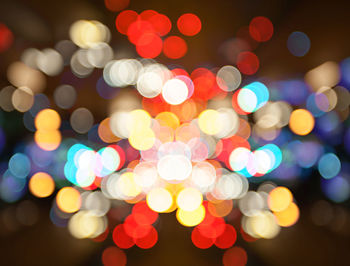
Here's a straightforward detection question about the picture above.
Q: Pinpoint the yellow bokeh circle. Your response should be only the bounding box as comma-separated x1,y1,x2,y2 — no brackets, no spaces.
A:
198,109,221,135
274,202,300,227
128,127,156,151
34,130,62,151
155,112,180,130
289,109,314,135
35,109,61,131
29,172,55,198
56,187,81,213
146,187,173,213
176,205,205,227
268,186,293,212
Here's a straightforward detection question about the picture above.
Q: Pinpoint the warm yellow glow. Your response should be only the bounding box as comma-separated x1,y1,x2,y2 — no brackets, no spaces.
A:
35,109,61,131
129,109,152,132
128,127,156,151
165,183,185,195
268,187,293,212
56,187,81,213
289,109,314,135
155,112,180,130
274,202,299,227
34,130,61,151
118,172,142,198
250,211,280,239
176,187,203,212
146,187,173,213
29,172,55,198
176,205,205,227
69,20,110,48
198,109,221,135
68,210,106,239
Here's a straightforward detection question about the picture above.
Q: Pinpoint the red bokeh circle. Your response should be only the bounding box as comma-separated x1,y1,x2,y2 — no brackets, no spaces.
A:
177,13,202,36
0,24,13,52
214,224,237,249
112,224,135,249
236,51,259,75
115,10,138,35
249,16,273,42
102,246,127,266
191,226,214,249
134,226,158,249
223,246,248,266
105,0,129,12
163,36,187,59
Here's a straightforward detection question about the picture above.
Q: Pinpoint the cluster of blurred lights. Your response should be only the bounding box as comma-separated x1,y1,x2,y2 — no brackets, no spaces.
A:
113,201,158,249
218,16,275,76
34,108,62,151
0,2,349,266
114,9,201,59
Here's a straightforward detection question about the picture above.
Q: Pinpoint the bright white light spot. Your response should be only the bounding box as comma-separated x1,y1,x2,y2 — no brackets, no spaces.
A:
157,155,192,181
229,147,251,171
176,187,203,212
191,162,216,190
137,71,163,98
253,150,272,175
146,187,173,213
162,78,188,105
238,88,257,113
133,162,158,190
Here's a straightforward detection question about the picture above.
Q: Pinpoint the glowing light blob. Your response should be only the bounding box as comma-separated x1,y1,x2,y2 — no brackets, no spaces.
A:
146,187,173,213
162,78,189,105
